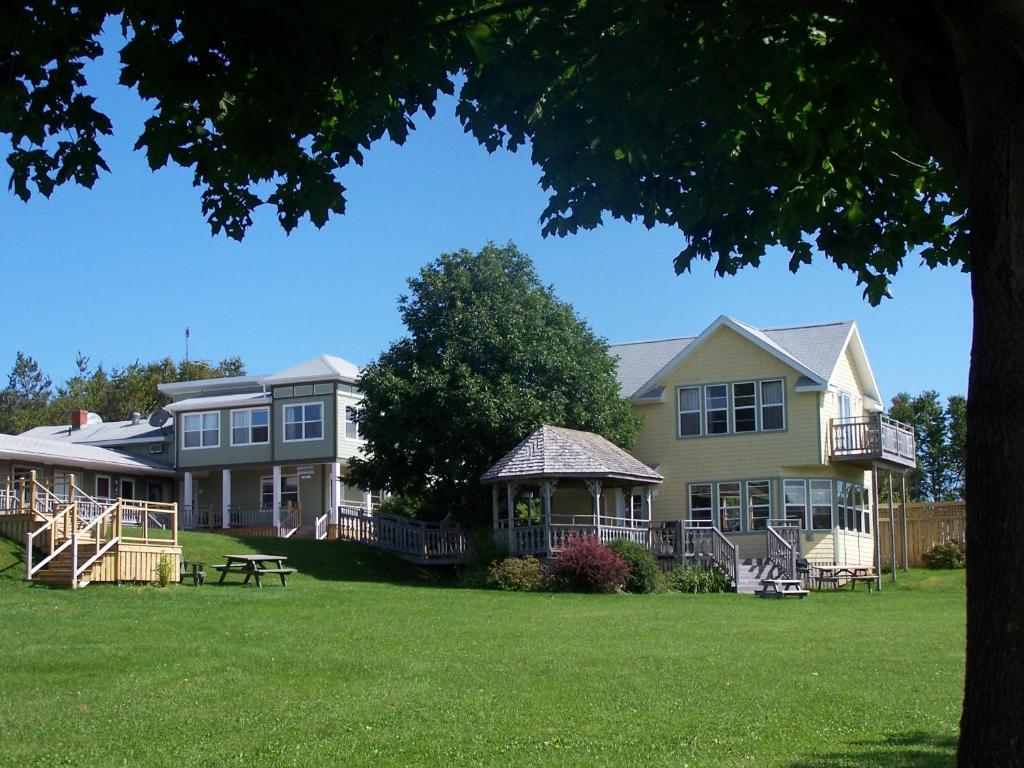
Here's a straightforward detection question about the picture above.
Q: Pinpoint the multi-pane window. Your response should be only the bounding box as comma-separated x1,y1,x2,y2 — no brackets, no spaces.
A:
760,379,785,430
261,475,299,508
783,479,807,528
718,481,742,531
689,483,713,522
231,408,269,446
732,382,757,432
284,402,323,441
630,492,646,520
747,480,772,530
344,405,361,440
183,412,219,449
705,384,729,434
678,387,701,437
810,480,833,529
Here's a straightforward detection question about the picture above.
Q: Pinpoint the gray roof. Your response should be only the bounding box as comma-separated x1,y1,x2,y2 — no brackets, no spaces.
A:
0,434,175,475
21,416,173,446
481,426,663,484
164,392,270,414
609,319,854,398
263,354,359,385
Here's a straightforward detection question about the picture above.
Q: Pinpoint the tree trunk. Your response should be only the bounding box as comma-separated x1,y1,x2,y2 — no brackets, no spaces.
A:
958,17,1024,766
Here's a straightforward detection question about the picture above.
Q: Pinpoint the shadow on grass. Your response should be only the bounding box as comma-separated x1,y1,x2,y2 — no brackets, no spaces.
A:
788,731,957,768
183,533,455,588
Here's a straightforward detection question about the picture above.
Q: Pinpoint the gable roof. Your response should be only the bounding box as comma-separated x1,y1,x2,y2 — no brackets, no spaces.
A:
0,434,176,475
261,354,360,386
481,425,663,484
609,316,858,399
21,417,173,446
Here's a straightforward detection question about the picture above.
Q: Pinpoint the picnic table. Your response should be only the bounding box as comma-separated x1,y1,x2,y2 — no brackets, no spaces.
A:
811,564,876,591
214,554,295,588
755,578,809,599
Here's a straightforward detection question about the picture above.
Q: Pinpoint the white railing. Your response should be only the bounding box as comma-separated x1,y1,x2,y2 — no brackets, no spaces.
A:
831,414,916,465
26,503,76,579
279,504,301,537
314,513,328,541
680,520,739,586
336,508,468,563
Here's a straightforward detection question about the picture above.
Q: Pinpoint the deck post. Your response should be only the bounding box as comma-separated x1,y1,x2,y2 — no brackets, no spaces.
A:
541,480,555,557
28,470,37,515
329,462,340,538
872,465,882,592
272,465,282,529
505,483,516,552
586,480,602,539
68,473,76,504
900,472,909,570
183,472,193,527
222,469,231,529
888,470,897,582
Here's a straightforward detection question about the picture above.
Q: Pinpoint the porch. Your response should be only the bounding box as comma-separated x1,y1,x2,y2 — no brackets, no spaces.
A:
829,414,916,469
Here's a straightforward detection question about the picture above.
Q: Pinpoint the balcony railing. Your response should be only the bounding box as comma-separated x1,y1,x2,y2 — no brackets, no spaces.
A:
830,414,916,468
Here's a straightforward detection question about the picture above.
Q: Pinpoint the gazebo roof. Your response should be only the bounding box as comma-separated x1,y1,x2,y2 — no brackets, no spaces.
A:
480,425,663,485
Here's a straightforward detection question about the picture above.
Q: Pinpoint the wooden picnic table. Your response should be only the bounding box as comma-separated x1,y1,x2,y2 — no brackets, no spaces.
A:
811,564,875,590
756,578,809,599
214,554,295,588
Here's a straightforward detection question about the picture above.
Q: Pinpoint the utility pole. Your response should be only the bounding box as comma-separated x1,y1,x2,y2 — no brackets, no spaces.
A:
185,327,190,364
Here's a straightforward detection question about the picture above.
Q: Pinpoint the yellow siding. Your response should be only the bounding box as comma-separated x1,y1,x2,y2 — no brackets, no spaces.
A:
630,325,823,520
834,530,875,568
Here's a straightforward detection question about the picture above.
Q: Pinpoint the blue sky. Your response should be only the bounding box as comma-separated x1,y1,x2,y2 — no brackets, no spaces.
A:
0,31,972,403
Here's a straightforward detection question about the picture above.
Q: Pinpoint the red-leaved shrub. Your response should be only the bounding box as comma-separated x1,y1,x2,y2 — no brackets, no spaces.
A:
550,534,631,593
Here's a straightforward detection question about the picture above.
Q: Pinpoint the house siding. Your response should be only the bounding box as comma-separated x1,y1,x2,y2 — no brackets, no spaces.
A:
335,390,365,461
273,394,337,463
176,407,273,469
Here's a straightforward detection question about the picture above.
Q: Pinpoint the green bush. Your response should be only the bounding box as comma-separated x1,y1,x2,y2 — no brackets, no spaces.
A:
487,556,547,591
606,538,660,594
921,539,966,569
155,555,174,588
465,530,509,570
667,565,731,594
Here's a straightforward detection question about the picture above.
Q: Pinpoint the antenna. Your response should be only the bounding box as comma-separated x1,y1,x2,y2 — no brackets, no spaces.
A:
185,327,190,363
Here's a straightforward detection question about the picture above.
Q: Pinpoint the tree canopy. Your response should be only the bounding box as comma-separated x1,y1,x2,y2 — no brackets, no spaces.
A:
348,243,639,522
889,390,967,502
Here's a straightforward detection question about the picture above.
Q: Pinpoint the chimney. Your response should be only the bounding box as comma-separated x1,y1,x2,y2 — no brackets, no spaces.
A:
131,412,142,425
71,410,89,430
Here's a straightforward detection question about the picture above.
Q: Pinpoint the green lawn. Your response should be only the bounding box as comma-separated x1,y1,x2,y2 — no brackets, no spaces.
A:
0,532,964,768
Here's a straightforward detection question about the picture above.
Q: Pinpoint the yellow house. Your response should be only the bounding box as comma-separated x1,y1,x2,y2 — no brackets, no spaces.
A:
610,315,915,585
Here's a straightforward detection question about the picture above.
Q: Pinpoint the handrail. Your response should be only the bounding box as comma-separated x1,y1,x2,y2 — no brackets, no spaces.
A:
682,519,739,587
830,414,916,462
314,513,328,541
336,507,468,562
74,500,120,581
766,524,796,580
26,503,77,579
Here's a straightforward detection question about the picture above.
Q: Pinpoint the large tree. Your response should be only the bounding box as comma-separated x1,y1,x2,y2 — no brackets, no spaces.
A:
0,352,53,434
2,2,1020,762
348,243,639,522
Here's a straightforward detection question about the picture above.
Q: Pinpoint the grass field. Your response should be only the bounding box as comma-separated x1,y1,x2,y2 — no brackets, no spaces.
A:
0,531,964,767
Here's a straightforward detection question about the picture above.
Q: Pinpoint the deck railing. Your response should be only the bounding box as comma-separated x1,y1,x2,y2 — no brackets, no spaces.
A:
830,414,916,466
766,523,798,580
336,507,468,563
680,520,739,587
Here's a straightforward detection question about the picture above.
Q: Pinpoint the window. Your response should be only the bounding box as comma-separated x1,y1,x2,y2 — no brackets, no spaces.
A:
261,475,299,508
760,379,785,430
284,402,323,441
732,382,757,432
52,471,71,499
747,480,772,530
810,480,833,529
783,479,807,528
718,481,742,531
835,481,849,530
368,489,385,512
678,387,701,437
231,407,269,446
120,478,136,500
95,476,111,499
345,405,361,440
182,412,219,449
689,483,713,522
705,384,729,434
629,492,646,520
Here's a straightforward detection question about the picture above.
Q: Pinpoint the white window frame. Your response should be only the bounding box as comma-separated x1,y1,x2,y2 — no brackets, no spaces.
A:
704,384,729,435
759,379,786,431
731,381,758,433
230,407,270,447
181,411,220,450
282,401,325,443
746,480,772,531
717,481,742,532
344,404,362,441
677,386,702,437
783,479,807,528
810,479,834,530
260,474,300,509
95,475,111,499
688,483,713,523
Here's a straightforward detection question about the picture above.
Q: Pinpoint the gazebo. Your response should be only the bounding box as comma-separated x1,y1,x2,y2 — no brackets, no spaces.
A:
481,425,663,557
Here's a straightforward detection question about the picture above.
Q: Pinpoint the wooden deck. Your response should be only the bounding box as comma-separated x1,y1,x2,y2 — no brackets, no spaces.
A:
830,415,916,469
335,507,468,564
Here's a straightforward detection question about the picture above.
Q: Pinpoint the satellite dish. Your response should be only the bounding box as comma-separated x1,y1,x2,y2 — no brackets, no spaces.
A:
86,412,103,425
150,409,171,427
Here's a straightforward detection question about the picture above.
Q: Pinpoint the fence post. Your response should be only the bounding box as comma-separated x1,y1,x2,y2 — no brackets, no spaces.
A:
28,471,37,515
71,503,78,589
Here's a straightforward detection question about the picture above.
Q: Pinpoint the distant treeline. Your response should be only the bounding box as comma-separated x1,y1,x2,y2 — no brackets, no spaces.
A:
889,390,966,502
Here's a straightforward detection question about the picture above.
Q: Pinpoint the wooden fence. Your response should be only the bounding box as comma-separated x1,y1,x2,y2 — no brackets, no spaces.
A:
879,501,965,568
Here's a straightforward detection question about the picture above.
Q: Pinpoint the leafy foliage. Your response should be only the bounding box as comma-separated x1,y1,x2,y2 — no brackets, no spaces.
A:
348,243,639,522
549,534,631,594
486,556,547,592
605,538,660,594
667,565,732,594
921,540,967,570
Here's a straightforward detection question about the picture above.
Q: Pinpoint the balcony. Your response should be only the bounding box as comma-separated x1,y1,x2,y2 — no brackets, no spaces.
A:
829,415,916,469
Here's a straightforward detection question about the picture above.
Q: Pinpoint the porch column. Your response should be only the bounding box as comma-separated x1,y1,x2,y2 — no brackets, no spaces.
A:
900,472,910,570
541,479,557,555
363,489,373,513
272,465,282,527
221,469,231,529
506,482,516,552
586,480,602,538
491,485,499,531
887,469,896,582
183,472,193,526
328,462,340,523
643,487,653,520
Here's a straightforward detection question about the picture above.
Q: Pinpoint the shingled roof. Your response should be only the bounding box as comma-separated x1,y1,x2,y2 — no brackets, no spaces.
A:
481,426,663,484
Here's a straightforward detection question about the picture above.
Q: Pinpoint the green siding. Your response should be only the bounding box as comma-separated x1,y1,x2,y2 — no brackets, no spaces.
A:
177,406,274,469
273,394,337,463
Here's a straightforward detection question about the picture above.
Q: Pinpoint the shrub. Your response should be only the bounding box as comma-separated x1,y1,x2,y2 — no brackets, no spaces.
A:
487,556,547,591
921,539,966,569
155,555,174,588
667,565,731,594
606,538,660,594
465,530,509,571
550,534,631,593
